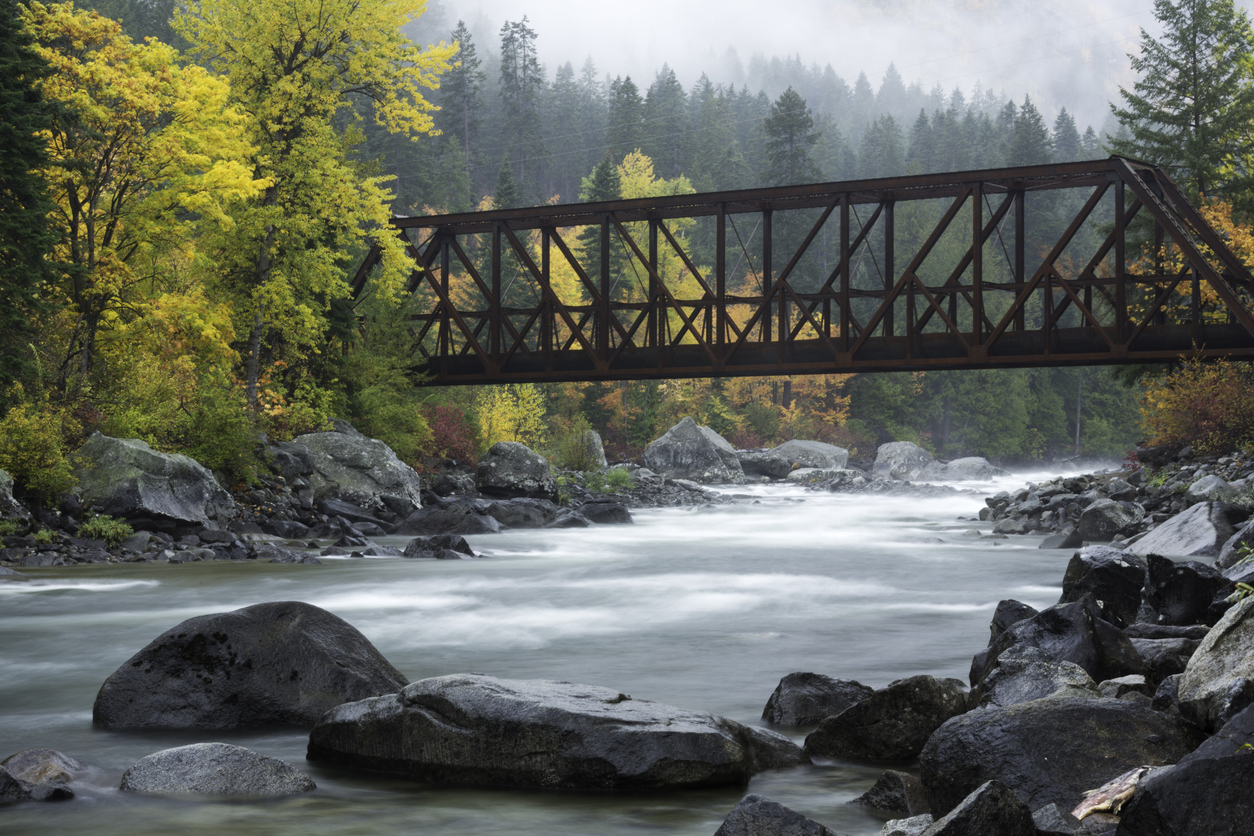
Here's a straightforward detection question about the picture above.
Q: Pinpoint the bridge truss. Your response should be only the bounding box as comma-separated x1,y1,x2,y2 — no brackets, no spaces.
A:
351,156,1254,385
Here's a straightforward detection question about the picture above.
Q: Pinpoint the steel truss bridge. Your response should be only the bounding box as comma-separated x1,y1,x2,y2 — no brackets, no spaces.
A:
351,156,1254,385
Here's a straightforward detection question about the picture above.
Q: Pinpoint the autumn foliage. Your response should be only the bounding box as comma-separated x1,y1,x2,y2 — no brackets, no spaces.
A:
1141,357,1254,454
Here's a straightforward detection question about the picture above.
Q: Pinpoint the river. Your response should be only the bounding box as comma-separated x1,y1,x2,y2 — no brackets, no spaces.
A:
0,470,1088,834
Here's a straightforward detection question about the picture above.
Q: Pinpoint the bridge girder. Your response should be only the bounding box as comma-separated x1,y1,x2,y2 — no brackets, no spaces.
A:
351,157,1254,385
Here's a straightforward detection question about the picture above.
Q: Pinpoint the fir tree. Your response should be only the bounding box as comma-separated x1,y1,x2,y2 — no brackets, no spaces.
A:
439,21,484,175
0,0,58,397
1111,0,1254,200
498,17,545,194
643,65,687,178
577,153,622,281
493,157,521,210
1051,107,1082,160
858,115,905,178
1006,94,1052,166
762,86,821,186
906,109,933,173
606,76,645,163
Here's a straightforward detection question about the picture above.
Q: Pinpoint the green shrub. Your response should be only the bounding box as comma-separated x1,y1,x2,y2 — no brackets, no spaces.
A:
553,420,603,472
0,396,78,508
0,519,21,537
606,468,635,491
586,471,607,494
31,528,56,544
77,514,133,546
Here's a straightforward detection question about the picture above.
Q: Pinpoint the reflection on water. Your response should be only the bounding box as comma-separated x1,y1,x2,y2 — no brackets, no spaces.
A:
0,475,1081,835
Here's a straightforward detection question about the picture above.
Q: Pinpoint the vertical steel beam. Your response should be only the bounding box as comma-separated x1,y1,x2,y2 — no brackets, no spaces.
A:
542,228,553,358
440,235,451,370
840,195,850,352
884,201,895,337
973,185,983,347
763,208,773,343
491,224,501,362
716,204,726,363
600,214,610,359
1015,190,1026,331
1115,182,1126,344
649,218,660,350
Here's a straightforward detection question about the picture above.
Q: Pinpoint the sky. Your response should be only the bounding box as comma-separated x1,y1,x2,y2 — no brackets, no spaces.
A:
427,0,1254,133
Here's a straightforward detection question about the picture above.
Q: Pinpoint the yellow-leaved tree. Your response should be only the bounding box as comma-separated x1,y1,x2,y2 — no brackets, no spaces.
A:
477,384,547,449
175,0,457,410
23,1,263,382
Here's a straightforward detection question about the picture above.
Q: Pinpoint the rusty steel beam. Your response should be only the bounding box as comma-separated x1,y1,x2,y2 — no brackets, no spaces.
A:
353,157,1254,385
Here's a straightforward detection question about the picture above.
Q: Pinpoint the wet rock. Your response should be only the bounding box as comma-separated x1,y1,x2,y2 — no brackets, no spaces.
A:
93,601,408,729
738,440,849,480
1077,499,1144,542
1116,706,1254,836
919,457,1009,482
872,442,934,481
72,433,234,525
1032,803,1082,835
1129,637,1200,684
475,442,557,499
879,814,933,836
851,770,929,816
918,695,1202,816
262,441,314,482
483,497,559,529
803,675,967,762
0,749,83,801
1126,502,1235,558
1217,518,1254,569
1141,554,1226,626
1097,674,1153,699
0,766,32,804
307,673,806,790
577,499,633,524
297,431,423,514
643,417,744,484
403,534,475,559
119,743,314,795
390,503,501,536
1178,596,1254,730
1058,547,1147,628
762,672,873,726
1187,474,1238,501
988,600,1039,645
974,600,1145,689
315,499,390,529
974,645,1099,708
922,780,1036,836
1040,524,1082,550
425,469,476,497
551,510,592,528
0,566,26,578
714,794,838,836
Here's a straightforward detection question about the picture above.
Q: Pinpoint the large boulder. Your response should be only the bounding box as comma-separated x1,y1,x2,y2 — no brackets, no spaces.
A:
738,440,849,480
1126,501,1235,558
974,646,1099,708
803,675,967,762
119,743,314,795
643,417,745,484
72,433,234,526
1077,499,1144,542
972,600,1145,689
1141,554,1226,626
296,430,423,514
307,673,806,790
919,457,1010,482
714,794,838,836
390,503,502,536
1058,547,1147,628
761,672,873,726
918,695,1202,816
475,442,556,499
922,780,1037,836
483,497,560,528
872,442,934,481
852,770,930,816
93,601,408,729
1116,706,1254,836
1177,596,1254,731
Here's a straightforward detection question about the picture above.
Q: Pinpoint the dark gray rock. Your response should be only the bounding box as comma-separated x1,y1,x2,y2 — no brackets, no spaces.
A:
0,766,32,804
973,600,1145,689
390,504,501,536
484,497,560,528
1142,554,1227,626
921,780,1036,836
762,672,873,726
1129,637,1200,684
403,534,476,559
872,442,934,481
879,814,934,836
119,743,314,795
1058,547,1147,628
974,646,1099,708
551,510,592,528
851,770,929,816
315,499,389,528
988,600,1040,645
918,695,1203,816
1097,674,1153,699
425,469,476,496
1040,524,1083,550
738,440,850,480
0,566,25,578
296,431,423,514
1126,501,1235,558
919,457,1009,482
714,794,837,836
93,601,408,729
475,442,556,499
72,433,234,525
643,417,744,484
1078,499,1144,542
1123,624,1210,640
804,675,967,762
262,441,314,482
307,673,806,790
1178,596,1254,730
1032,803,1081,835
1217,518,1254,569
0,749,83,801
1116,706,1254,836
578,499,633,524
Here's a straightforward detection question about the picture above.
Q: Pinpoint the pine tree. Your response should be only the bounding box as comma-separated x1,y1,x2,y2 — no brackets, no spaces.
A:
498,16,545,195
606,76,645,163
1006,94,1052,166
493,157,521,209
577,153,623,281
0,0,58,397
642,65,687,178
906,109,933,173
439,21,484,178
858,115,905,178
1051,107,1082,160
1081,126,1102,157
1111,0,1254,200
762,86,821,186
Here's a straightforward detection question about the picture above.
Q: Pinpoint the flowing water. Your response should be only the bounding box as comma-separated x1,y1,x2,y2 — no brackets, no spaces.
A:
0,470,1090,835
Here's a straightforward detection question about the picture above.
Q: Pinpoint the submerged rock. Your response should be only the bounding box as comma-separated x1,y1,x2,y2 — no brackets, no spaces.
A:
93,601,408,729
0,749,83,801
120,743,314,795
307,673,806,790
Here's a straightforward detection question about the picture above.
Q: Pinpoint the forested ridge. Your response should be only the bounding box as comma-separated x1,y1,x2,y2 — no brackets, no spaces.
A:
2,0,1253,510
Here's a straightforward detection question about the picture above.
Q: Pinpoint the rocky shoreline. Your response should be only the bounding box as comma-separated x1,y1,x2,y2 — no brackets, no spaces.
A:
4,419,1253,835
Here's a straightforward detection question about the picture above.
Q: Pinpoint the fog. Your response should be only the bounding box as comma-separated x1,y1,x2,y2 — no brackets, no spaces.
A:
421,0,1252,134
